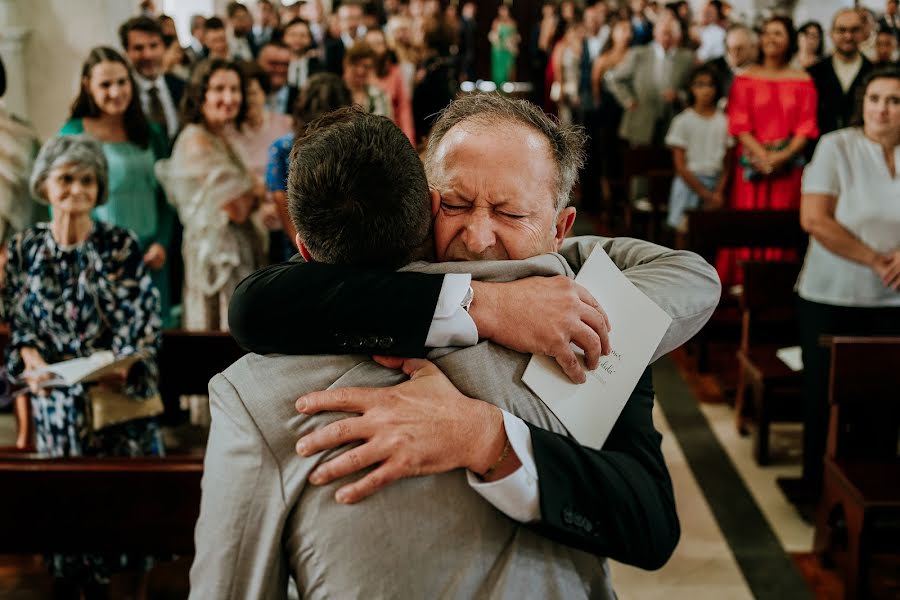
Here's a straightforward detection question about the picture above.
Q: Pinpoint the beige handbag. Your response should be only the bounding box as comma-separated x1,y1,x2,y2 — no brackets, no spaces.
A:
88,387,164,431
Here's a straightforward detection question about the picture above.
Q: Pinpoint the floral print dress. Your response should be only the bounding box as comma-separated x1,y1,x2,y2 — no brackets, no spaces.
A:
2,221,163,582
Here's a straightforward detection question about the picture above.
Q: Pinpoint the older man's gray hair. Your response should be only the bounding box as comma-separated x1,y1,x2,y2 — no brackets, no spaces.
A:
424,94,587,214
30,135,109,206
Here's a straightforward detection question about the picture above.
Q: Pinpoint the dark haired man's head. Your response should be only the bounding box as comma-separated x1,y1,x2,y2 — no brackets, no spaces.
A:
190,14,206,39
119,16,165,79
258,42,292,89
287,108,431,268
204,17,230,59
227,2,253,36
283,18,313,54
875,28,898,64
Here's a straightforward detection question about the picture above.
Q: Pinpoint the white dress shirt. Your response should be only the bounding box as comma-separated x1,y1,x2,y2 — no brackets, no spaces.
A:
425,274,541,522
832,54,863,93
134,73,179,140
697,24,727,62
798,128,900,307
586,26,610,62
652,42,676,90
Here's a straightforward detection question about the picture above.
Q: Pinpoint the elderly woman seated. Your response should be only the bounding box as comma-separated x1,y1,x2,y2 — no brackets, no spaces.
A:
2,135,163,590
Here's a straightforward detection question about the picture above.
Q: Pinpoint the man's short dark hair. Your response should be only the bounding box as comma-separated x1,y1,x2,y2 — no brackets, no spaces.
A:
119,16,163,50
205,16,226,31
287,107,430,268
227,1,250,18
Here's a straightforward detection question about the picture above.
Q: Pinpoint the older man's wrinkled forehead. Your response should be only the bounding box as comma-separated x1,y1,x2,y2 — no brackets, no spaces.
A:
428,118,556,184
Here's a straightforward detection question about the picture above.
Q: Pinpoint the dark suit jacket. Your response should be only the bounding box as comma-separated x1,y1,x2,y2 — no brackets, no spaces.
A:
324,37,345,75
807,55,873,136
228,260,680,566
706,56,735,97
164,73,186,112
880,15,900,44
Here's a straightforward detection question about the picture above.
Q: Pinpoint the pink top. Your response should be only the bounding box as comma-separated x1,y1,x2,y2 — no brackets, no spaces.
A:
374,64,416,146
727,74,819,145
226,110,294,182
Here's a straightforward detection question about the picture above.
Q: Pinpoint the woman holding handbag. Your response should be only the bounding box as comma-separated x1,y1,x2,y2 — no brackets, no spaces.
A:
2,135,163,598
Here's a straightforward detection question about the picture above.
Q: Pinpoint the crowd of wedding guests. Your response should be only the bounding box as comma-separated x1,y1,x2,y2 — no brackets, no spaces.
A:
0,0,898,595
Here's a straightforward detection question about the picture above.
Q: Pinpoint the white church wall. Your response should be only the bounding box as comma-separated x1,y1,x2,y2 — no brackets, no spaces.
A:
17,0,133,140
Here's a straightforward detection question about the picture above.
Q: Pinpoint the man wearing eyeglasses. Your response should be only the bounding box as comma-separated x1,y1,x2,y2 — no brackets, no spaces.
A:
807,8,874,138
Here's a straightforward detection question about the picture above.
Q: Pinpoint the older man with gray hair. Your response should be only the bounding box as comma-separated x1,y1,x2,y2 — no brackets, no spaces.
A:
608,14,696,146
204,97,720,598
707,24,758,97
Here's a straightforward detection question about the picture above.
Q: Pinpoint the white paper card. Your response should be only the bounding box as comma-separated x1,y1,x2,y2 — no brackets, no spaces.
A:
522,244,672,450
776,346,803,372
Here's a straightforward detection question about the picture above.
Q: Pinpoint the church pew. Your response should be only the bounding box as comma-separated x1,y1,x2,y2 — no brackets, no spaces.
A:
684,209,807,373
814,336,900,600
0,454,202,554
735,260,803,464
158,329,247,420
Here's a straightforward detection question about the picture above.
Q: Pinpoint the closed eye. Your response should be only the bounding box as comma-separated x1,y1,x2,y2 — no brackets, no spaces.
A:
440,202,470,213
499,211,527,219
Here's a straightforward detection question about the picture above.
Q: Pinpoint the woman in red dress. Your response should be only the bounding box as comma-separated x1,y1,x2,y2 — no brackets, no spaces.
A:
719,16,819,285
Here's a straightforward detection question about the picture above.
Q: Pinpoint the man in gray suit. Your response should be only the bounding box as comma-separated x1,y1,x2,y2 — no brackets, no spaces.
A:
192,103,719,598
607,14,696,146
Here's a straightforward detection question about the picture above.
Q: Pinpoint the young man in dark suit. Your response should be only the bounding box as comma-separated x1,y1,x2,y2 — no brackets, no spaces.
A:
119,16,185,142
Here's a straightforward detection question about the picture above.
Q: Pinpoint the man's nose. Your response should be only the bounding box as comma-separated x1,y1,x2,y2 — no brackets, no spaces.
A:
461,211,497,254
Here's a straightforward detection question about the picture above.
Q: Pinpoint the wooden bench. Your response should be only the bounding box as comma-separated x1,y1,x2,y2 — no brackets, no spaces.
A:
158,329,247,420
685,209,807,372
0,454,202,554
814,336,900,600
622,145,674,242
735,260,803,464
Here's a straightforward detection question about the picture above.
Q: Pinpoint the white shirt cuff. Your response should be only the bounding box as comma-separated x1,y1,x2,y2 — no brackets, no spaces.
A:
424,273,478,348
466,410,541,523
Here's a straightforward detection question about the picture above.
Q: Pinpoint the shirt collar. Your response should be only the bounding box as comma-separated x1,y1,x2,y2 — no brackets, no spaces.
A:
134,72,166,91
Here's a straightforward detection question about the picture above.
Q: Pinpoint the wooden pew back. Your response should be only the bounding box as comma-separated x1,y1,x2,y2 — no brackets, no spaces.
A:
158,329,247,415
827,336,900,461
686,209,808,264
0,455,202,554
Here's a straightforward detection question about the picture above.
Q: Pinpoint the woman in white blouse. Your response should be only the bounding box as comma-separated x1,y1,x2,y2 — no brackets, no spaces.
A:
794,66,900,496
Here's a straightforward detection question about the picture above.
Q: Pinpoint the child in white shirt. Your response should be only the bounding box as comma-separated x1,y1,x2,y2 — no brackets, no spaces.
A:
665,65,734,232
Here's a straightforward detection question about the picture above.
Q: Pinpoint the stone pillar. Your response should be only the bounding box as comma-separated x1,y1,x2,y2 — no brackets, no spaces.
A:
0,0,31,118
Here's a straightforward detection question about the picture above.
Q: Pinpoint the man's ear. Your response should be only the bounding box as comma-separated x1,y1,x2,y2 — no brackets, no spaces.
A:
429,187,441,218
553,207,577,251
296,235,314,262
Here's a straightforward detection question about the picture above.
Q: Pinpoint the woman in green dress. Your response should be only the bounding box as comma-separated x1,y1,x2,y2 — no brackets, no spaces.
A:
59,46,177,328
490,4,520,86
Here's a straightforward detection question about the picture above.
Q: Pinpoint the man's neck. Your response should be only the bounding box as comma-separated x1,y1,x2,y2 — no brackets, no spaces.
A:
135,71,162,85
833,50,861,64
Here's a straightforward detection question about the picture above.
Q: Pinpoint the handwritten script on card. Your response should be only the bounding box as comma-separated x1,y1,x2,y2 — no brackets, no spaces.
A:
522,244,672,450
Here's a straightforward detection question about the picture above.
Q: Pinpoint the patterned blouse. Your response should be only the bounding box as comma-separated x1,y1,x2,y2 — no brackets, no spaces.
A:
2,222,162,457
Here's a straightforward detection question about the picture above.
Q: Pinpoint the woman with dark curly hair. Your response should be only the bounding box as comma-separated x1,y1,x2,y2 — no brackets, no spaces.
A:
155,59,264,333
719,16,819,285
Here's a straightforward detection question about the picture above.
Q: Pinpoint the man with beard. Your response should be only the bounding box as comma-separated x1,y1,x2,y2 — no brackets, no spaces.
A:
119,16,184,141
257,41,297,115
808,8,874,136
